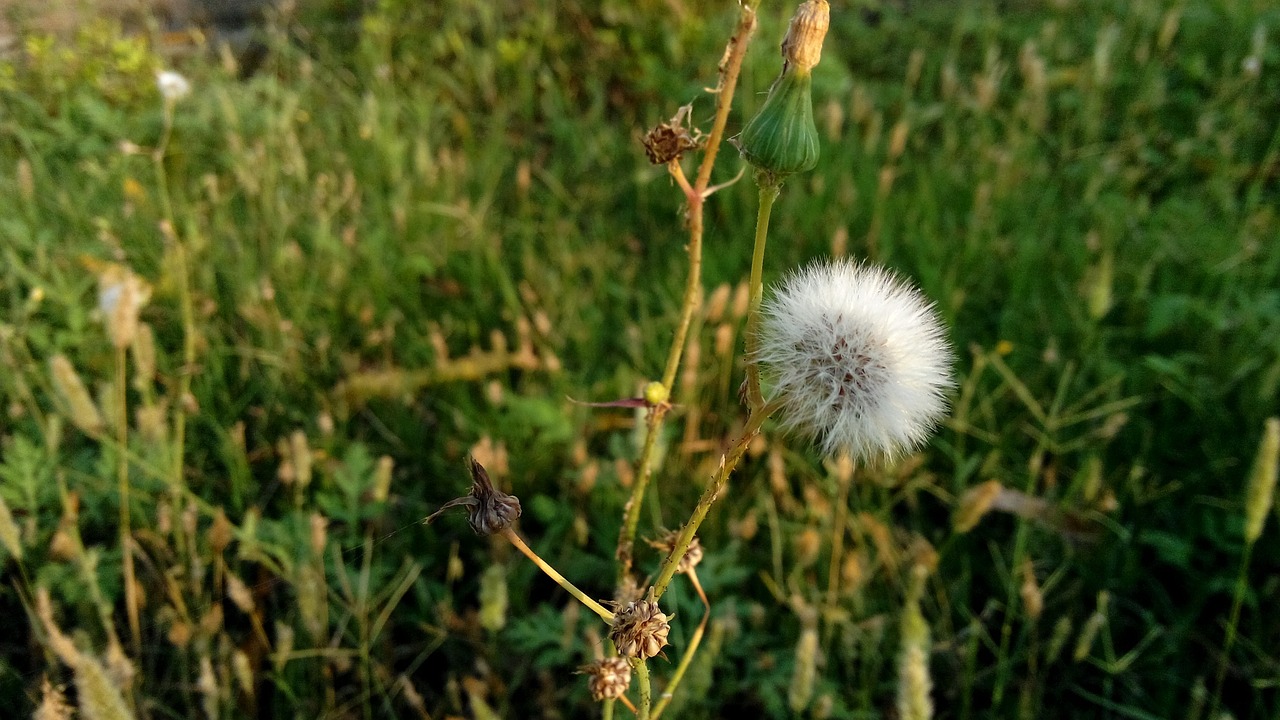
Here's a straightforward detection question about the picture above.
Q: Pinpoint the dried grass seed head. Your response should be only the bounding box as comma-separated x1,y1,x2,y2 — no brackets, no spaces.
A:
756,260,953,461
609,599,671,659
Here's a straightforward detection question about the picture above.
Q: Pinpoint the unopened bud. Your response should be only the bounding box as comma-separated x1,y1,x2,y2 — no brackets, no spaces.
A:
643,381,669,406
737,1,829,179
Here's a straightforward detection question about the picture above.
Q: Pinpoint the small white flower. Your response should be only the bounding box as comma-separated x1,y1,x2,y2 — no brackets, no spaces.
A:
1242,56,1262,78
756,259,954,460
156,70,191,102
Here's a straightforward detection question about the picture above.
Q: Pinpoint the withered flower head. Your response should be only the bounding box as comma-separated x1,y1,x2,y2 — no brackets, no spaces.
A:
425,457,521,536
646,529,703,575
643,104,703,164
579,657,632,701
609,599,671,659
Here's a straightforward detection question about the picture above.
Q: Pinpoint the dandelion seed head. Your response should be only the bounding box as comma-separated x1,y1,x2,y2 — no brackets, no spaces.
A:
757,259,953,461
156,70,191,102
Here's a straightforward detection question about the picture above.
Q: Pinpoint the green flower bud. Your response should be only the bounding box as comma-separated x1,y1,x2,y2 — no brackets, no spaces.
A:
738,0,829,180
738,68,820,178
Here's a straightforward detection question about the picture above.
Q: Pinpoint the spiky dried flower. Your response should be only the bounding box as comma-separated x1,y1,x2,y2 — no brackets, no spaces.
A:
609,599,671,659
756,260,953,460
580,657,632,701
426,457,522,536
646,529,703,575
642,104,703,164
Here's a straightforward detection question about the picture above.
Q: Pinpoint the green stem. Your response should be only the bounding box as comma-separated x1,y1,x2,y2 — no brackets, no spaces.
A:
617,1,758,583
617,406,666,580
651,570,711,720
1209,541,1253,719
744,179,781,413
653,398,782,599
502,528,614,622
823,458,854,640
635,659,652,720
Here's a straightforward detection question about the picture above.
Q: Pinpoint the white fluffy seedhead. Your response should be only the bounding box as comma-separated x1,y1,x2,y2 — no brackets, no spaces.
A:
756,259,954,461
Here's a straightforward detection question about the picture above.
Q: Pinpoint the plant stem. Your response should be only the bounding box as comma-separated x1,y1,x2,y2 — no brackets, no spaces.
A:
116,345,140,654
1209,542,1253,719
617,406,665,580
635,658,652,720
653,398,782,599
823,457,854,637
616,3,758,582
651,570,711,720
744,178,780,413
502,528,614,622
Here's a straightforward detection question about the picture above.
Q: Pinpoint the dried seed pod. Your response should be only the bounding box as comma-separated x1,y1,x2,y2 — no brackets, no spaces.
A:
642,104,703,164
580,657,632,701
609,599,671,659
646,529,703,575
426,457,522,536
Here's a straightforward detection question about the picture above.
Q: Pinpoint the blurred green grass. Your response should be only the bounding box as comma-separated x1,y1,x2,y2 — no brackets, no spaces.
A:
1,0,1279,717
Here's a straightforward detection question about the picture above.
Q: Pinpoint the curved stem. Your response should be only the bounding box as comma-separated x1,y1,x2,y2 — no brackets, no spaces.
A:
651,570,711,720
744,179,781,413
501,528,614,622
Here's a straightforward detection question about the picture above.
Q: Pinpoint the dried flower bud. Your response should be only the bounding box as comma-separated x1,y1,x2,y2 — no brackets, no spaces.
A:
642,104,702,164
780,0,830,74
609,599,671,659
646,529,703,575
581,657,632,701
426,457,522,536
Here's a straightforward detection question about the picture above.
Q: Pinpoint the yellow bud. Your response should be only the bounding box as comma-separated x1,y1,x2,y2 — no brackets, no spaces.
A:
643,381,669,406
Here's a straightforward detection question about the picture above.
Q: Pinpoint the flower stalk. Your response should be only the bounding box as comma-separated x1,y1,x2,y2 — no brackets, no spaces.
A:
617,0,759,582
502,528,614,623
744,177,781,412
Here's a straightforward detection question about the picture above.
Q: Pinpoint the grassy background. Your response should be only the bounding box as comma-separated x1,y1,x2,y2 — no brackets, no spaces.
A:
1,0,1279,717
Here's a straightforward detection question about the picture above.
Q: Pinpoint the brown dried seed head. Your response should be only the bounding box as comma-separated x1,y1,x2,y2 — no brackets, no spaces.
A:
646,529,703,574
581,657,632,701
426,457,522,536
609,599,671,659
642,104,703,164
